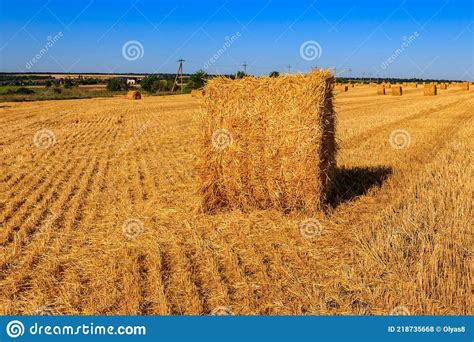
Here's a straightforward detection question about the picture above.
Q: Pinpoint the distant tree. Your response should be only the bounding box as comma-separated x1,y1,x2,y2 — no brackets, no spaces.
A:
45,80,52,88
152,79,170,92
14,87,35,94
106,78,124,91
269,71,280,78
63,78,74,89
236,71,246,79
187,70,208,89
140,75,159,92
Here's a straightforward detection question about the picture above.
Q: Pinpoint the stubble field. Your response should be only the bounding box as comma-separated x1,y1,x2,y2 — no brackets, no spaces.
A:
0,85,472,315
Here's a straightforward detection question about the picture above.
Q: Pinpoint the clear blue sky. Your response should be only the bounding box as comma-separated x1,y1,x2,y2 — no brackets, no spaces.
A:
0,0,473,80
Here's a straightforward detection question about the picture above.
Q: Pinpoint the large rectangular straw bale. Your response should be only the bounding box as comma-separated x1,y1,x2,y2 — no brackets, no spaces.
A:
392,85,402,96
197,71,336,213
424,84,437,96
461,82,470,90
377,84,385,95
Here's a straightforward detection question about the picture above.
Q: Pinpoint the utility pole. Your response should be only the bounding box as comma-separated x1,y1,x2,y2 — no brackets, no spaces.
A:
242,61,248,74
287,64,291,74
172,59,185,93
348,68,352,80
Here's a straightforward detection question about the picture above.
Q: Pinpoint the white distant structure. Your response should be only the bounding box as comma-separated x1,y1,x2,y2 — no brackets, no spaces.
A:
126,79,136,85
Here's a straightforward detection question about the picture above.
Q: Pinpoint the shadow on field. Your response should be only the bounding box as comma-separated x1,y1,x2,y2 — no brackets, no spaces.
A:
328,166,392,208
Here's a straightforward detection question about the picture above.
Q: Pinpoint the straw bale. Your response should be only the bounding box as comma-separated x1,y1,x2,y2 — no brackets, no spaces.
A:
377,85,385,95
424,84,437,96
197,70,337,213
392,85,402,96
127,90,141,100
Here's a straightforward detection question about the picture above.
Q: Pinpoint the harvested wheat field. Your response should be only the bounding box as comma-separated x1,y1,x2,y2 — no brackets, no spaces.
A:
0,85,473,316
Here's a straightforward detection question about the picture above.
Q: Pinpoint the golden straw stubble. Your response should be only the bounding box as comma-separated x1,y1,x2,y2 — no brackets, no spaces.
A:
196,70,337,213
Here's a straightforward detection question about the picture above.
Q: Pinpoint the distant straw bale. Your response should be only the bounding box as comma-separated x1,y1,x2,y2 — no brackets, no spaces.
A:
424,84,437,96
338,85,349,92
392,85,402,96
460,82,470,90
197,71,337,213
377,84,385,95
127,90,141,100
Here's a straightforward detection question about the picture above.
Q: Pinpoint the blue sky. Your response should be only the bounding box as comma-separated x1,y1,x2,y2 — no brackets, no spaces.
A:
0,0,473,80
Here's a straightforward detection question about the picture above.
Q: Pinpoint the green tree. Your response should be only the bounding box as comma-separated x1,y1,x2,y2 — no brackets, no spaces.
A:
106,78,123,91
269,71,280,78
140,75,159,92
152,79,170,92
236,71,246,79
45,80,52,88
187,70,208,89
63,78,73,89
